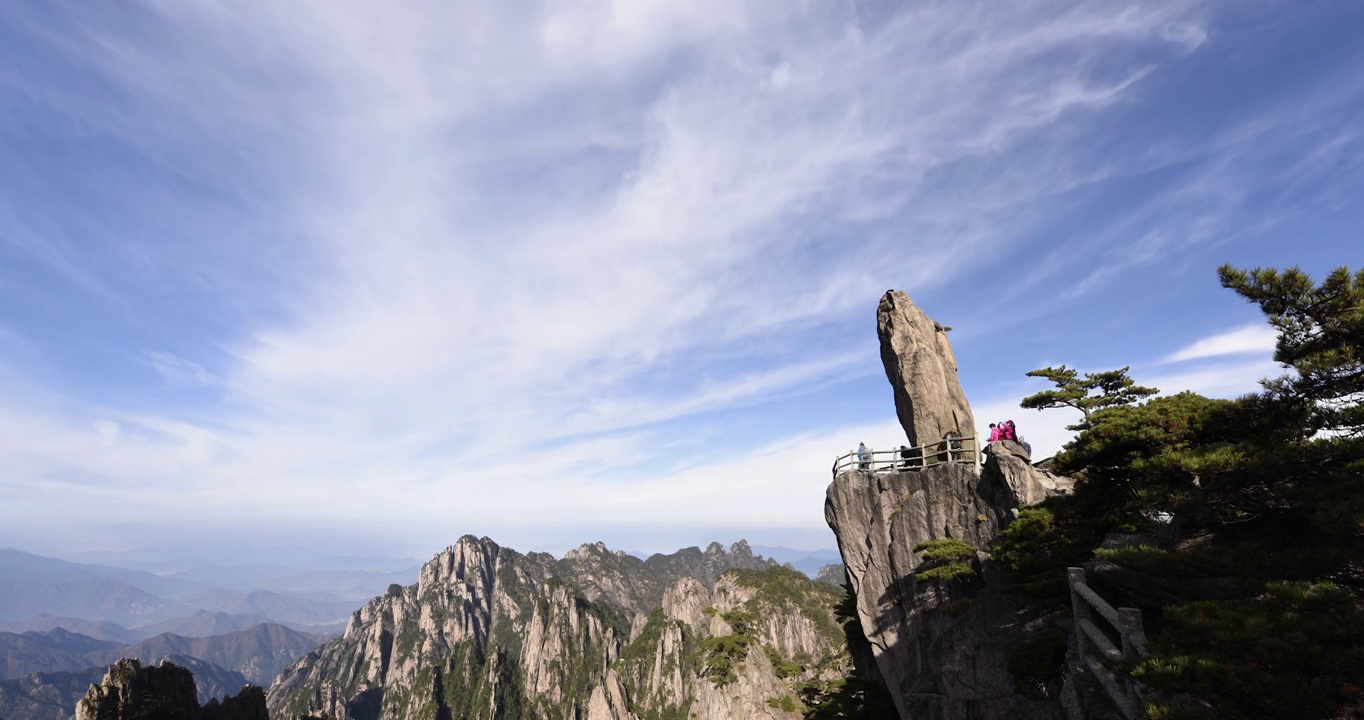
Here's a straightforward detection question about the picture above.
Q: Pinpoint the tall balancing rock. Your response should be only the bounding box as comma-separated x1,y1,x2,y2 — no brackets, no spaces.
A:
877,290,975,447
827,292,1069,720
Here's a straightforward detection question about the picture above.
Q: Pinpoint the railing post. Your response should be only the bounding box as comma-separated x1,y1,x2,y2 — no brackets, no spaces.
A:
1117,608,1145,660
1068,567,1089,658
1118,607,1147,714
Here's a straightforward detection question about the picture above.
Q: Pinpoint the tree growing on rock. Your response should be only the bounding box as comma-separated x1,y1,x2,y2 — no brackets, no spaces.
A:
1020,365,1158,430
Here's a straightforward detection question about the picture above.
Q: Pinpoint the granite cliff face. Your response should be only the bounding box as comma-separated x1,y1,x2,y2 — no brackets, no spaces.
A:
267,538,844,720
826,291,1072,719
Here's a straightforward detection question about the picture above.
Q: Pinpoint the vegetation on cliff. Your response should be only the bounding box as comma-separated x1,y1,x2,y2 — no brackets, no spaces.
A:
1001,264,1364,720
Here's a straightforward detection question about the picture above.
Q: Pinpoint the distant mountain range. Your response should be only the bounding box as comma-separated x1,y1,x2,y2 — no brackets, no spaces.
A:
0,623,323,686
747,544,842,576
0,615,144,644
0,547,414,634
0,622,326,720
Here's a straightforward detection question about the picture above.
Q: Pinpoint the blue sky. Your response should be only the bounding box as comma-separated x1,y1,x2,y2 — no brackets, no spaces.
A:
1,0,1361,564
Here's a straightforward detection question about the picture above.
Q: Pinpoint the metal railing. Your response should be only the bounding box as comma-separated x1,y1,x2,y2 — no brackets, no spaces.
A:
832,435,977,476
1068,567,1149,720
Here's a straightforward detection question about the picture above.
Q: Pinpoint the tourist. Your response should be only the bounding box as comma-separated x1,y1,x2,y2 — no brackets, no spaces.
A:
988,422,1000,443
944,430,962,463
857,442,869,470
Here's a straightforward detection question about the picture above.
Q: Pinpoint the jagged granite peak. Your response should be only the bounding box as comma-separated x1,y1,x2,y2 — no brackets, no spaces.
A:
75,658,267,720
583,669,633,720
877,290,975,447
268,537,844,720
557,538,777,615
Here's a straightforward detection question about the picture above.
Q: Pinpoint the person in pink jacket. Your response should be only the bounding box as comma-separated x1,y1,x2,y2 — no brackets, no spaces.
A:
988,423,1001,442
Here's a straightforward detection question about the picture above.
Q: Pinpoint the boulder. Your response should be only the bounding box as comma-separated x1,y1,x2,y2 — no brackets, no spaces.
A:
980,440,1076,519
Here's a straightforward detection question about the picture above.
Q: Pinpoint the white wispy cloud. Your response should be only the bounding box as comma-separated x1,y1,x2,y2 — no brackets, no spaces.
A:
145,351,215,387
1162,324,1279,363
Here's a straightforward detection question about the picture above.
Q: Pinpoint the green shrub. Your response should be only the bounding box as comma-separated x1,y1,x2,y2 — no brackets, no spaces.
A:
720,608,759,636
764,645,803,679
693,633,755,686
1134,581,1364,720
912,538,979,582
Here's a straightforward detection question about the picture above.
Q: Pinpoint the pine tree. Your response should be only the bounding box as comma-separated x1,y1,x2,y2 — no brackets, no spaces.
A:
1020,365,1158,430
1218,264,1364,438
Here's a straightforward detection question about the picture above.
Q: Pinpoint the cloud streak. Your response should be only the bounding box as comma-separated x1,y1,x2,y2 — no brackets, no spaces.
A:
1163,324,1279,363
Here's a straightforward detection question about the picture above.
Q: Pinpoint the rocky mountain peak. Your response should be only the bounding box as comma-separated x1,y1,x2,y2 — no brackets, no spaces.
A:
563,541,612,561
76,658,199,720
75,658,267,720
876,290,975,447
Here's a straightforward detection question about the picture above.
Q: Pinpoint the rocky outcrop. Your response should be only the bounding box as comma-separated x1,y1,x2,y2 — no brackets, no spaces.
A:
76,658,199,720
74,658,267,720
201,686,270,720
980,440,1076,520
877,290,975,446
584,669,634,720
826,294,1072,719
267,537,835,720
826,462,1061,719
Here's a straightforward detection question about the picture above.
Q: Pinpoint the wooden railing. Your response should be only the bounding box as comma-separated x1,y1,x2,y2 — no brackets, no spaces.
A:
831,436,977,476
1068,567,1149,720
